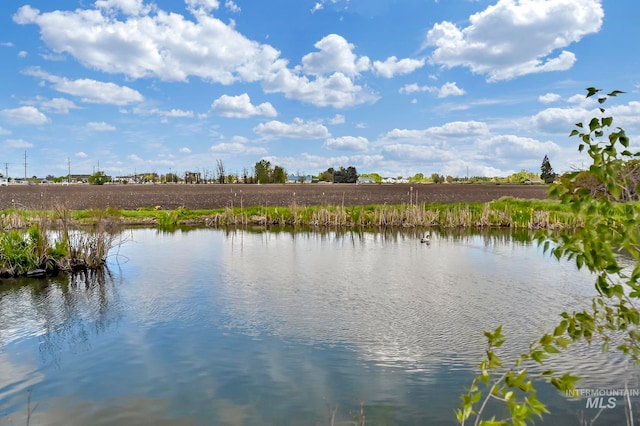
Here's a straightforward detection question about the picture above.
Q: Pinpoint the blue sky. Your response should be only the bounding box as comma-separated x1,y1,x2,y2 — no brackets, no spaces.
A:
0,0,638,179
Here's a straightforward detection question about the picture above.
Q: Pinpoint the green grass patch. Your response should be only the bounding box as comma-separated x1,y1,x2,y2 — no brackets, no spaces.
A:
0,198,598,231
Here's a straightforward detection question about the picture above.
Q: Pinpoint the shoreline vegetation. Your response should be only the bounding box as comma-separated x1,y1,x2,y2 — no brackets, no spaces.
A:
0,196,584,278
0,207,124,279
1,197,583,230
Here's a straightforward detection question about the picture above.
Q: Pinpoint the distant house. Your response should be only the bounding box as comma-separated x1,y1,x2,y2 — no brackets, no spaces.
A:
113,175,140,184
287,174,313,183
381,177,396,184
523,178,544,185
357,177,375,184
70,174,91,183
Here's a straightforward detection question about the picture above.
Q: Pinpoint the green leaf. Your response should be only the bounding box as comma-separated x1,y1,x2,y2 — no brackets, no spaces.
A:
554,320,568,337
531,350,547,363
605,263,622,273
555,337,572,349
540,334,553,345
478,420,507,426
544,344,560,354
586,87,601,97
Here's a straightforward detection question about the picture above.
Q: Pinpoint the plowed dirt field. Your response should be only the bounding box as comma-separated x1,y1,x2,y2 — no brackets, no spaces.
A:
0,183,549,210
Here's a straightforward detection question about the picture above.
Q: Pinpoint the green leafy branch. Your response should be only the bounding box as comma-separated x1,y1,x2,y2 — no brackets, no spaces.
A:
458,88,640,425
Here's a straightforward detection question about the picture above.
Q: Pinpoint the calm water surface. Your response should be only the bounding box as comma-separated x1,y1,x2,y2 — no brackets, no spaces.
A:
0,228,638,425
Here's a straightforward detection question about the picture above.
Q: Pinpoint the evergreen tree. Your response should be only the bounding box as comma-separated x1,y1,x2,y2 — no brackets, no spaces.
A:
333,166,358,183
540,155,556,183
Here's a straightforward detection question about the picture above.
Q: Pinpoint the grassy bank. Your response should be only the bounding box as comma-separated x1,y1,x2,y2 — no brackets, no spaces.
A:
120,197,582,229
1,197,582,231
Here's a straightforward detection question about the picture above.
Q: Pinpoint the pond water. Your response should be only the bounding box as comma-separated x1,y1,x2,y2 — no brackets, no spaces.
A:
0,227,638,425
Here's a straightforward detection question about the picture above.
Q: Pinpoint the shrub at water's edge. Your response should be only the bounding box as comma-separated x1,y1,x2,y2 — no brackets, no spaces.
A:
0,208,124,278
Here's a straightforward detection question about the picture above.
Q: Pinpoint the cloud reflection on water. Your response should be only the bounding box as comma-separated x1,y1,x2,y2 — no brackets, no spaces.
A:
1,227,637,425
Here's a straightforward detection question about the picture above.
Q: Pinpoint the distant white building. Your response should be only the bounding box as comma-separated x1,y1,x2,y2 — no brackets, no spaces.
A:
287,174,313,183
357,177,375,184
524,178,544,184
380,177,408,184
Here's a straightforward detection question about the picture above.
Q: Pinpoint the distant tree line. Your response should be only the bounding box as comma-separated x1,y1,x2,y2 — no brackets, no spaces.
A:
32,155,561,186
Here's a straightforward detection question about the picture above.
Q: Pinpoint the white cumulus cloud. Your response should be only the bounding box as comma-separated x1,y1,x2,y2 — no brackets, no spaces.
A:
209,142,267,155
476,135,561,160
263,68,378,108
254,118,330,139
86,121,116,131
399,81,465,98
425,0,603,81
3,138,34,149
0,106,49,125
14,6,380,108
14,5,282,84
24,68,143,105
300,34,370,77
383,121,490,141
373,56,425,78
539,93,562,104
95,0,154,16
324,136,369,151
211,93,277,118
39,97,81,114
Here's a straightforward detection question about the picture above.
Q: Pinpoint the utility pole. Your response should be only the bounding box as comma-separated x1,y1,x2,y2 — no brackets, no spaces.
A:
3,163,9,181
24,151,27,180
67,157,71,183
